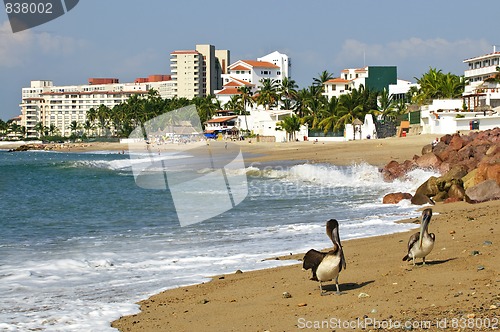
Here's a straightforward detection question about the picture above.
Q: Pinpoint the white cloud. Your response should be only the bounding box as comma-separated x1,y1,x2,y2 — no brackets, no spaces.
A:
0,20,87,68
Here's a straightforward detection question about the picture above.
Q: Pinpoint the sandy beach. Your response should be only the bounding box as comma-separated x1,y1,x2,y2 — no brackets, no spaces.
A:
105,134,499,332
3,135,499,331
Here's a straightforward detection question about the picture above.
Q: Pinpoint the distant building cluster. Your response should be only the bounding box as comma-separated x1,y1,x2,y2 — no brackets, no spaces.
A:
13,44,500,139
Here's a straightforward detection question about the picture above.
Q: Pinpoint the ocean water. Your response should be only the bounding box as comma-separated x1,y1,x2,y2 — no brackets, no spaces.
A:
0,148,438,331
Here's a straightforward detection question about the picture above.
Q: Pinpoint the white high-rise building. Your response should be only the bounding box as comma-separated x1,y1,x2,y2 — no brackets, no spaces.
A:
170,44,230,99
19,77,174,138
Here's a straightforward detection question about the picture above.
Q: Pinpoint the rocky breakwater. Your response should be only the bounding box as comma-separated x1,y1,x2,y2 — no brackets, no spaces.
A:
382,128,500,205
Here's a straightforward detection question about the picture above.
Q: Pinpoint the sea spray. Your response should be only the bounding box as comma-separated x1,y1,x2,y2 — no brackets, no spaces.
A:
0,152,436,331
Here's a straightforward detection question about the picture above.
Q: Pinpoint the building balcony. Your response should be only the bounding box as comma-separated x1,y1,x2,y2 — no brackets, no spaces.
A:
465,65,498,79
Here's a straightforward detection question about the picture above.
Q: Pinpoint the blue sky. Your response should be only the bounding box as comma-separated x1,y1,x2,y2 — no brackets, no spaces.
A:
1,0,499,120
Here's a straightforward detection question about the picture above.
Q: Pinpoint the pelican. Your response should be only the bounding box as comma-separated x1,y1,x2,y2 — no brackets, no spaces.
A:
303,219,346,295
402,208,435,265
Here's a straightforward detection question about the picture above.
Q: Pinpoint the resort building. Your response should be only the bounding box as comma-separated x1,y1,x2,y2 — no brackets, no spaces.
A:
462,47,500,110
416,49,500,136
322,66,414,100
19,77,175,138
215,51,291,106
170,44,229,99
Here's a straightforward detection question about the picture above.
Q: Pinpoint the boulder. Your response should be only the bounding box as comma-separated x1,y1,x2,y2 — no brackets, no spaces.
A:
440,165,468,182
411,193,435,205
415,176,439,197
465,179,500,203
448,183,466,200
421,144,433,155
438,162,451,174
463,169,479,190
475,161,500,186
415,153,442,169
382,192,413,204
433,191,448,202
381,159,416,182
448,134,464,151
485,144,498,156
432,141,448,159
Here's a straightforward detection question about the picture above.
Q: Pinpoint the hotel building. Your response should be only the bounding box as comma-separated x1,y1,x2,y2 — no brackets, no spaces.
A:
215,51,291,106
462,47,500,110
170,44,230,99
19,76,174,138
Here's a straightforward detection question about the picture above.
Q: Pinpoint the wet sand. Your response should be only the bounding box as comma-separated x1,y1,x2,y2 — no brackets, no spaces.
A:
110,134,499,331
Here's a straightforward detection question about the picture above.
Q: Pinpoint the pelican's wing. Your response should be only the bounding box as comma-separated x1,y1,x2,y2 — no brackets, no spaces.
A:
340,249,347,271
402,231,420,261
303,249,326,272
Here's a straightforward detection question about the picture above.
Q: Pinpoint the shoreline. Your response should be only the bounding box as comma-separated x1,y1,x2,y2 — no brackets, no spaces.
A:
108,134,499,331
1,134,436,167
112,200,499,332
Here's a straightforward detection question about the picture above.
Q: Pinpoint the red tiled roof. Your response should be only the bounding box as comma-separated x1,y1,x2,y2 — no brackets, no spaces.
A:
230,65,250,71
242,60,279,68
215,87,242,95
230,60,279,69
206,116,238,123
324,78,351,84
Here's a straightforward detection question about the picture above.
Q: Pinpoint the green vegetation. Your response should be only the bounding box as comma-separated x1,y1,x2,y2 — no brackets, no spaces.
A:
0,67,466,141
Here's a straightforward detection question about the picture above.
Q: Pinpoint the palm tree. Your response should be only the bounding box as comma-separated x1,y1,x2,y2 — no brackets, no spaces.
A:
225,95,242,112
313,70,334,86
33,122,46,138
0,119,7,138
377,88,396,120
256,78,278,110
9,122,23,139
238,86,254,132
279,77,298,110
96,104,111,136
69,120,81,138
334,91,365,132
276,114,301,142
415,67,465,102
48,123,58,137
317,96,341,134
83,120,95,137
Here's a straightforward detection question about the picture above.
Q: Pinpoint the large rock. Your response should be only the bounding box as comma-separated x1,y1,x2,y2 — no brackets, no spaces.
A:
448,183,466,200
421,144,433,155
415,152,442,169
415,176,439,197
462,169,478,190
381,159,416,182
382,192,413,204
475,158,500,186
440,165,468,182
448,134,464,151
465,179,500,203
411,193,435,205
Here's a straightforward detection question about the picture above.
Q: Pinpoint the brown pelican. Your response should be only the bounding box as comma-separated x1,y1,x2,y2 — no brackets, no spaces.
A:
303,219,346,295
402,208,435,265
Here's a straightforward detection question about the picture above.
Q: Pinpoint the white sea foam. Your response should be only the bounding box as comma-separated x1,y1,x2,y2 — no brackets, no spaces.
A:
0,157,437,331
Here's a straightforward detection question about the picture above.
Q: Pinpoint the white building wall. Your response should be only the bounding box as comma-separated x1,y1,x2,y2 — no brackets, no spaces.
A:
19,79,175,138
258,51,291,79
